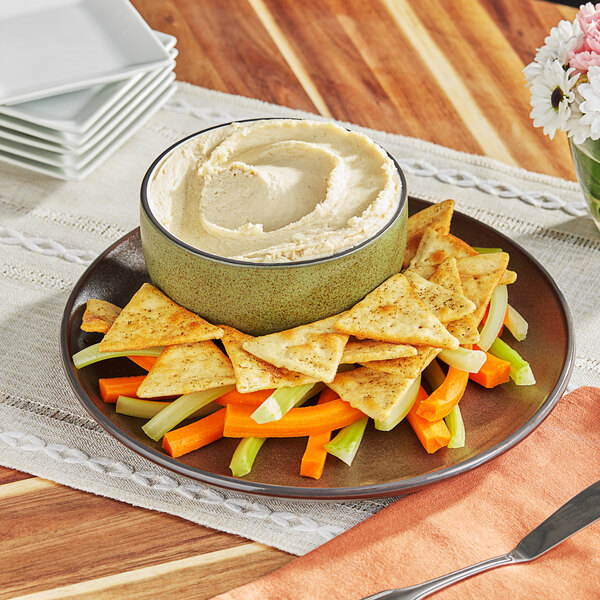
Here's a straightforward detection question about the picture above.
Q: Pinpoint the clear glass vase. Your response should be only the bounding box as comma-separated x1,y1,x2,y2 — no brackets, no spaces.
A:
570,138,600,231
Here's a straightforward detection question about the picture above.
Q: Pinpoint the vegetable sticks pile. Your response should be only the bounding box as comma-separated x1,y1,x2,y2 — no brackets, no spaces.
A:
73,200,535,480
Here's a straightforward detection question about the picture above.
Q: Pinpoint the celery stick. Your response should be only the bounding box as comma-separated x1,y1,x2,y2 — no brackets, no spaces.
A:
72,342,163,369
423,359,445,392
324,416,369,466
374,376,421,431
251,383,316,424
116,396,220,420
513,365,536,386
142,385,235,441
438,347,486,373
229,437,266,477
116,396,171,418
489,338,536,386
445,405,466,449
299,382,326,403
478,284,508,351
472,247,503,254
505,303,528,341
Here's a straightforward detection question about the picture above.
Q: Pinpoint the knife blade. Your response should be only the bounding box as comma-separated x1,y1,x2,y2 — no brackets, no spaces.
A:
511,478,600,561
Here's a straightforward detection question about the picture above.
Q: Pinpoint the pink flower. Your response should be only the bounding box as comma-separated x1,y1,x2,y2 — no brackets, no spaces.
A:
570,50,600,72
568,3,600,73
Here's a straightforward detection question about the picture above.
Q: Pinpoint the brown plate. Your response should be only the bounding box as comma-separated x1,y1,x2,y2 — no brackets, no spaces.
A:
60,198,574,499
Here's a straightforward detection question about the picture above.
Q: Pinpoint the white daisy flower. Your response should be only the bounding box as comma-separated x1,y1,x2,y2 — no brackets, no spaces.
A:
566,98,592,145
529,60,579,139
579,65,600,139
536,19,582,65
523,61,543,87
524,19,582,87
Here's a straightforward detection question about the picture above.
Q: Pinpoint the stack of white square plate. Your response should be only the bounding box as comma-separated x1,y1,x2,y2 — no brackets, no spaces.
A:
0,0,178,180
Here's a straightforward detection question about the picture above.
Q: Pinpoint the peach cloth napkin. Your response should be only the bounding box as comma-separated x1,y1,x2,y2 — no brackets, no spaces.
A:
213,387,600,600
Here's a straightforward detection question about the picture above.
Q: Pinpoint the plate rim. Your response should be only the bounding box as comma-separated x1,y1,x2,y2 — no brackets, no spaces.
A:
60,202,575,499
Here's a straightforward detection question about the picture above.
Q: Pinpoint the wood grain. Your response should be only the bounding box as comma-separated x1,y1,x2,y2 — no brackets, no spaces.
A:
2,1,582,598
0,483,290,599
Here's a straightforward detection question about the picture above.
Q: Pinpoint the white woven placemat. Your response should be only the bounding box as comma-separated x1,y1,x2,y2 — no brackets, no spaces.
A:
1,82,598,556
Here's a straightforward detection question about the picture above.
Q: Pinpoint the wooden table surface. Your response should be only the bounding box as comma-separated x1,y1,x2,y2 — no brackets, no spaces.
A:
1,1,579,598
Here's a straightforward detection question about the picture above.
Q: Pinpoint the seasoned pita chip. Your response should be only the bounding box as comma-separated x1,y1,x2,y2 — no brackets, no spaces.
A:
456,253,510,324
334,274,459,349
445,319,480,346
81,299,121,334
428,257,462,294
136,341,235,398
500,270,517,285
404,270,476,322
98,283,223,352
340,339,416,364
407,228,477,278
220,325,317,393
429,258,480,345
361,346,440,377
242,315,349,383
403,200,454,268
328,367,417,422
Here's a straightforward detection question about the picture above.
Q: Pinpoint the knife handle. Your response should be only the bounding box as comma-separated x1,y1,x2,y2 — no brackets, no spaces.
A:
363,554,514,600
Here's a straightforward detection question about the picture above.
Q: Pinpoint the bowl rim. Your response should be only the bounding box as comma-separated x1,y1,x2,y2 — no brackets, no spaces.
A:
140,117,408,268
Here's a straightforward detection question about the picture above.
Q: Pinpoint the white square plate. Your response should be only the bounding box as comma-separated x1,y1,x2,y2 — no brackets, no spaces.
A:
0,83,176,180
0,31,176,135
0,0,173,104
0,47,177,151
0,73,176,168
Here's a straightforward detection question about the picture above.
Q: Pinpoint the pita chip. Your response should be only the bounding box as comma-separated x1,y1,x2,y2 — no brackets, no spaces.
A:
241,315,349,383
340,339,417,364
98,283,223,352
136,341,235,398
500,269,517,285
403,199,454,268
407,228,477,278
220,325,317,393
429,258,480,345
361,346,440,377
81,299,121,334
328,367,417,422
403,270,476,322
334,274,459,350
456,253,510,324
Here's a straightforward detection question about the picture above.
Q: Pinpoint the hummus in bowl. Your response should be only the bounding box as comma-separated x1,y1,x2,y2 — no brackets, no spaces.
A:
140,118,407,335
147,119,402,263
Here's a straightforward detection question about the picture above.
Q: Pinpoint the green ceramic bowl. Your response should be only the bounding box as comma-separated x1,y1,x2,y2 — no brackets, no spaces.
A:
140,119,408,336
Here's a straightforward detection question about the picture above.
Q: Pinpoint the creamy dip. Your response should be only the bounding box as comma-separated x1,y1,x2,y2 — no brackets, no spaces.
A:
148,119,401,263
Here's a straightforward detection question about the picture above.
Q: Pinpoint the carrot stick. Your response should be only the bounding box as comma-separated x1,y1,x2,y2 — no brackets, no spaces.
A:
223,399,365,438
407,386,452,453
128,355,158,371
162,408,226,458
317,387,340,404
300,388,338,479
469,349,511,388
415,366,469,422
98,375,146,403
215,389,275,406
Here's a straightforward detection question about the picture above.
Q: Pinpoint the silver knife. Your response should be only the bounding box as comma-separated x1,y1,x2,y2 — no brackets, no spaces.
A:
363,478,600,600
